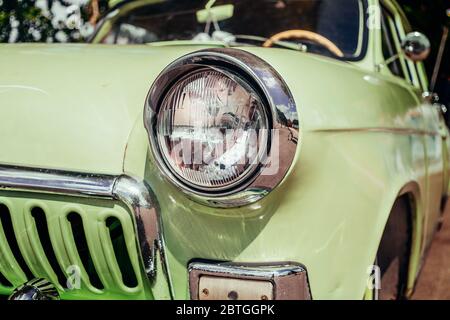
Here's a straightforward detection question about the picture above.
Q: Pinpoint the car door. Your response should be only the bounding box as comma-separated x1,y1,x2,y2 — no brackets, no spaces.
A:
380,2,447,247
391,5,450,205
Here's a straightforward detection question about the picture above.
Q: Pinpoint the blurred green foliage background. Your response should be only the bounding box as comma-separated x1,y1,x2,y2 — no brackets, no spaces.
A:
0,0,109,42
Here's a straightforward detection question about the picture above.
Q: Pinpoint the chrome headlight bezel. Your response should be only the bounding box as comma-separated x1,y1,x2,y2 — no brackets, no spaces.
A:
144,48,299,207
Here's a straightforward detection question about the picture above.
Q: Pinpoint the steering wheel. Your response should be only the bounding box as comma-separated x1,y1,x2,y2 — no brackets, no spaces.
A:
263,29,344,58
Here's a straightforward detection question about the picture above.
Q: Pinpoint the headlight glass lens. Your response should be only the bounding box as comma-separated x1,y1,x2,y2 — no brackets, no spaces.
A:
156,68,269,191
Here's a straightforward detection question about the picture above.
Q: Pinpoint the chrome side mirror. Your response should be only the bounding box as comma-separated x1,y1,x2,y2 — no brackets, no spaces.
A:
423,91,440,104
401,32,431,62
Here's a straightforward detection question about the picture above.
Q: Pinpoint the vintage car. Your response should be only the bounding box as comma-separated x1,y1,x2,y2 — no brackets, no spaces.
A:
0,0,448,300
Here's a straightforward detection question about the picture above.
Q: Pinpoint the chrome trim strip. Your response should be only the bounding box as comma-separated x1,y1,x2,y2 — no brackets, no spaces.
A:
145,48,299,208
311,127,440,136
0,165,116,197
189,262,312,300
0,164,163,285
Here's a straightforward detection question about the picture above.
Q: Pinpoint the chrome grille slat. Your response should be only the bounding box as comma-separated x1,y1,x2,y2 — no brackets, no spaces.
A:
9,203,41,279
58,213,102,293
0,203,34,281
78,210,116,291
0,205,27,287
23,206,64,289
98,221,126,289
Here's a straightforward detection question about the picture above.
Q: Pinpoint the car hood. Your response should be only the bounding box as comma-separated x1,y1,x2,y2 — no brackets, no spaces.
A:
0,43,367,174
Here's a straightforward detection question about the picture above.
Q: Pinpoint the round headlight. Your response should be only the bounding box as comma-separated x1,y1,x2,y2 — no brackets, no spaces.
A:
156,68,269,192
145,49,299,207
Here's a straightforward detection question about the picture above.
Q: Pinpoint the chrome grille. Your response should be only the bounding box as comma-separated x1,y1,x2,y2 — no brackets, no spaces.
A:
0,192,148,299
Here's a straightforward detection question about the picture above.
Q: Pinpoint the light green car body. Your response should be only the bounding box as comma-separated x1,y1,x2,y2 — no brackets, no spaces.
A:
0,0,448,299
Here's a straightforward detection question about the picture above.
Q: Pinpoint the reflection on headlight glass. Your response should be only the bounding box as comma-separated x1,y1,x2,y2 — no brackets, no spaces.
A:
157,69,269,190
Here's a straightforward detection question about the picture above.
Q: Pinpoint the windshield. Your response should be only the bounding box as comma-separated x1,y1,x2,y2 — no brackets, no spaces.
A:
98,0,366,60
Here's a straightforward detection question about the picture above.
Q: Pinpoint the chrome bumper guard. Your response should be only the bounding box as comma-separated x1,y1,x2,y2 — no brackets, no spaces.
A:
189,262,312,300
